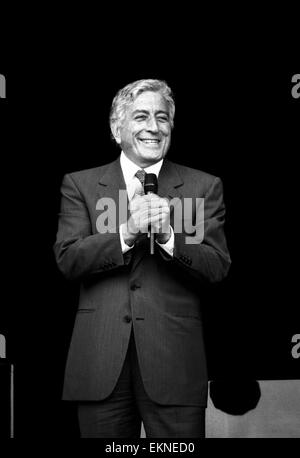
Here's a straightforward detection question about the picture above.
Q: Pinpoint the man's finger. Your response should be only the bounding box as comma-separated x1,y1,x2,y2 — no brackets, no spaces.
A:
149,208,169,217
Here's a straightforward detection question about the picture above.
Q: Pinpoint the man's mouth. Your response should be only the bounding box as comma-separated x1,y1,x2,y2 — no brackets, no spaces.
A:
138,138,161,145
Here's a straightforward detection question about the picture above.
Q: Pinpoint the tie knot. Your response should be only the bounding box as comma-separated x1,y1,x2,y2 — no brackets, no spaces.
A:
135,169,146,186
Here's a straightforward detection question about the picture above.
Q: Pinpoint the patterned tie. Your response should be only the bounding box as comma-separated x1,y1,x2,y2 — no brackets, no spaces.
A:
134,169,146,196
135,169,146,187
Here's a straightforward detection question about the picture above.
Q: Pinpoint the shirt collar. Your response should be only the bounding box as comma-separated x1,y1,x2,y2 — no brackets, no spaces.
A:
120,151,164,185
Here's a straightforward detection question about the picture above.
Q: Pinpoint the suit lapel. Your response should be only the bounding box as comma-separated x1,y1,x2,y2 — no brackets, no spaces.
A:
97,157,129,230
157,159,183,200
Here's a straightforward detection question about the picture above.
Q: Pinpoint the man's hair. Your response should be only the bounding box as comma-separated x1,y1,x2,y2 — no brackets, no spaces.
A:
109,79,175,140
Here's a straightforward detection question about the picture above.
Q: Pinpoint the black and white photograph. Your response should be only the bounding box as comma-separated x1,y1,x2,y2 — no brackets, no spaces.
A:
0,16,299,447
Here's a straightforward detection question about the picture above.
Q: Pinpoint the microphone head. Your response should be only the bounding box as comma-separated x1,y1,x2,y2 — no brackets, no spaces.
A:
144,173,158,194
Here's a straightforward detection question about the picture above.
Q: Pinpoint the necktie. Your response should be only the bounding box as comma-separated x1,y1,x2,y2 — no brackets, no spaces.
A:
135,169,146,187
134,169,146,196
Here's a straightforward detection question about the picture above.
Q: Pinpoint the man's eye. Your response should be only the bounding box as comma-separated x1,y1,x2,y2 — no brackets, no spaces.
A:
158,117,168,122
135,116,147,121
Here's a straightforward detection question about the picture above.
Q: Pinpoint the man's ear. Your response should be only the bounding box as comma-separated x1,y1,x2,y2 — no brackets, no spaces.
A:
111,123,122,145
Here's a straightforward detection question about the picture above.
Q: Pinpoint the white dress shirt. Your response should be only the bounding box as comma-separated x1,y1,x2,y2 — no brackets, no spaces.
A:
119,151,174,256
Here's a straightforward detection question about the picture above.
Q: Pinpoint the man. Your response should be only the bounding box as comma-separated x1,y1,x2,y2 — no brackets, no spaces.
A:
54,79,231,438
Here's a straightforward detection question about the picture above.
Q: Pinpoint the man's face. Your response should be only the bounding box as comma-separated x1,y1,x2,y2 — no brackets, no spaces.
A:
115,91,172,168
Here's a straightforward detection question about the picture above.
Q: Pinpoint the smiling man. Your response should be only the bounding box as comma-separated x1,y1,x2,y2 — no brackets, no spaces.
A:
112,90,171,167
54,79,231,438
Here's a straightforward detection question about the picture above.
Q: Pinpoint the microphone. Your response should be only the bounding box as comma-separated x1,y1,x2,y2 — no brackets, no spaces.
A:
144,173,158,255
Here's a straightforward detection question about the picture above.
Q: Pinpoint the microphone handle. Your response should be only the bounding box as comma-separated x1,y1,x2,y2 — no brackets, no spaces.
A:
147,191,155,255
150,232,154,255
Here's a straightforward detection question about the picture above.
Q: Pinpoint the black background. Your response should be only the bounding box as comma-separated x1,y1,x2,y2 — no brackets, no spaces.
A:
0,23,299,438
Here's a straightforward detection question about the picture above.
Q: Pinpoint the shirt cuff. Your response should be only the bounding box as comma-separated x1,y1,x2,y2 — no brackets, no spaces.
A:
119,224,135,254
156,226,174,257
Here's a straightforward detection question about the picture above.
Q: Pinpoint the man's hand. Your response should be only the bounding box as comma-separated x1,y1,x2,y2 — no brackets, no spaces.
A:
148,195,171,244
122,194,171,246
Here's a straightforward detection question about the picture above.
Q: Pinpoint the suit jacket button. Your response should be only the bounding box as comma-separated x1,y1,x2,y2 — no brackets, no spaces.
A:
123,315,132,323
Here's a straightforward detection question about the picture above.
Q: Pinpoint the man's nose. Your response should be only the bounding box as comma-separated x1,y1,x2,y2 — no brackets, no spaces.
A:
146,116,159,132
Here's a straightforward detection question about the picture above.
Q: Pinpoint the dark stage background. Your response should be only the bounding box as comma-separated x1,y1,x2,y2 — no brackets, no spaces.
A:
0,36,299,437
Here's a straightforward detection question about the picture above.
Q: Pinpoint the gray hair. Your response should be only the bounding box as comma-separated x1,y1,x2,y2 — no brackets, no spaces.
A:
109,79,175,139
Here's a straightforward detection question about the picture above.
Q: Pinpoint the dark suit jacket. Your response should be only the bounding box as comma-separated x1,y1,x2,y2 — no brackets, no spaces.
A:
54,157,231,406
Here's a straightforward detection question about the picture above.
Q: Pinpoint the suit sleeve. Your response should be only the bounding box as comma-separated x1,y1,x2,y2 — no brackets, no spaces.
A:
53,173,132,281
158,177,231,283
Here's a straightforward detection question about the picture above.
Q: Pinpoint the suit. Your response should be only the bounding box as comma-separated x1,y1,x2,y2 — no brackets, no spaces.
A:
54,156,231,407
